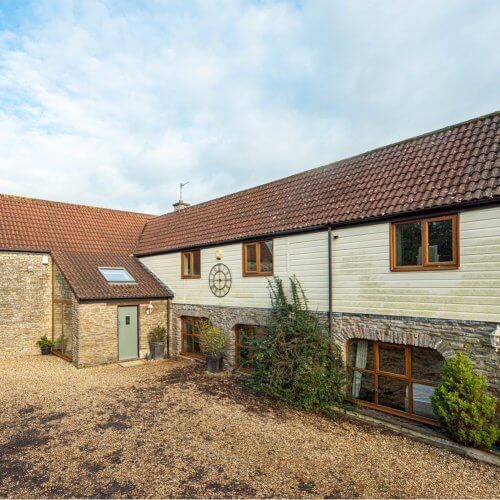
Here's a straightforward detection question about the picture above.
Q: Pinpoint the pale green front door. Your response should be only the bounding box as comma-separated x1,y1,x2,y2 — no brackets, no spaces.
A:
118,306,138,361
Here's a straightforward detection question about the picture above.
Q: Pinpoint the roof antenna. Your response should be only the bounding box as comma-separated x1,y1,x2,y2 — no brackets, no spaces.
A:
179,181,189,201
173,182,191,212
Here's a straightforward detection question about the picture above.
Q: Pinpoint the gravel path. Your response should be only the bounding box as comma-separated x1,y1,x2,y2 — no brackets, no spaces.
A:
0,356,498,498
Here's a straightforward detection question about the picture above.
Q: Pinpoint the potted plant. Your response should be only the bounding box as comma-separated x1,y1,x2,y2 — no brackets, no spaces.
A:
148,324,166,360
199,322,226,372
36,335,53,355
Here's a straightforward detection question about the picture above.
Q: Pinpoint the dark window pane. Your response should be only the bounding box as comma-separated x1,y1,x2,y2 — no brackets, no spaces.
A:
428,219,453,262
349,370,375,402
378,376,408,412
379,345,406,375
238,347,250,364
347,340,374,371
193,337,201,354
246,244,257,272
193,251,201,275
182,318,193,335
412,383,437,420
395,221,422,266
182,334,192,353
183,252,191,275
412,347,443,384
260,240,273,273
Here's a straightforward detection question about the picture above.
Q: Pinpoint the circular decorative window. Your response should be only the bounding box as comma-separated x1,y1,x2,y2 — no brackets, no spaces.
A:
208,263,232,297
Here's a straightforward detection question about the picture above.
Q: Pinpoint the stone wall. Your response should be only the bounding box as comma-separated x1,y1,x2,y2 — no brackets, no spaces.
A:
0,252,52,356
76,299,168,367
170,303,499,400
139,301,168,358
171,303,270,368
331,312,499,400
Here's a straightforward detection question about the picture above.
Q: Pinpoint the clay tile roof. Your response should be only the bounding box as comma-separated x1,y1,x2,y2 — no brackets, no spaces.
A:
135,111,500,255
0,196,172,300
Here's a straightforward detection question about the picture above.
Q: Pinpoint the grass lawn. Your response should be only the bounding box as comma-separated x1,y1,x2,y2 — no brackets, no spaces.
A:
0,356,498,498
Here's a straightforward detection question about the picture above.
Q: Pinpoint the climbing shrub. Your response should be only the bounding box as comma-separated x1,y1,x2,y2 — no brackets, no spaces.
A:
431,352,499,448
245,277,346,411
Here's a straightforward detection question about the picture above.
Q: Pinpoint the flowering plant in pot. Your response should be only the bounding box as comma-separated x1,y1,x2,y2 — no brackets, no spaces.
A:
199,321,226,372
36,335,54,355
148,324,166,360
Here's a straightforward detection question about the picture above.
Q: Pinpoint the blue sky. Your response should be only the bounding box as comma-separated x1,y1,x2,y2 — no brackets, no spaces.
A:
0,0,499,214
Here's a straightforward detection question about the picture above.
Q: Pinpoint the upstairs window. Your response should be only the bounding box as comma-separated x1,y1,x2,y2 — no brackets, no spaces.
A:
390,215,459,271
98,267,136,283
243,240,273,276
181,250,201,278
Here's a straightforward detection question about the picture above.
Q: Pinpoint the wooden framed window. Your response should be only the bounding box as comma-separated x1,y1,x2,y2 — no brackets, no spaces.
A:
390,214,459,271
181,250,201,278
235,324,266,372
180,316,207,358
243,240,273,276
346,340,444,425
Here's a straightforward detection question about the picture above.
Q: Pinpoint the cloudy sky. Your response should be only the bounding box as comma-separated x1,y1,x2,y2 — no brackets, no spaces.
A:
0,0,498,214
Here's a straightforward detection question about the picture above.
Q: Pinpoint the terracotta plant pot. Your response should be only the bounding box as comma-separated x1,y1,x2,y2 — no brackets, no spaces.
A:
149,342,165,360
206,354,223,373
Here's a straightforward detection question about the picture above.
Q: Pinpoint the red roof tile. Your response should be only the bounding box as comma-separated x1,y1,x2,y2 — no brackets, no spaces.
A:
0,196,172,300
135,111,500,255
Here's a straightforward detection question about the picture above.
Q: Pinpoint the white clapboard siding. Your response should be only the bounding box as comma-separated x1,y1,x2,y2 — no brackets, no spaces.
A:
331,205,500,322
139,231,329,310
140,205,500,323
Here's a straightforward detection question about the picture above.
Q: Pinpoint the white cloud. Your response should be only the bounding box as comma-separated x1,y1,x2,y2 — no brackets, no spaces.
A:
0,0,498,213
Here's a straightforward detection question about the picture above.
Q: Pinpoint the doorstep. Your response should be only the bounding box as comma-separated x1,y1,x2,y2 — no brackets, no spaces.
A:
339,406,500,467
118,359,147,368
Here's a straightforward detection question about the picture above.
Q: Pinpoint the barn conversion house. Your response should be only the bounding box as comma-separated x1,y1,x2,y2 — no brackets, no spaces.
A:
1,111,499,424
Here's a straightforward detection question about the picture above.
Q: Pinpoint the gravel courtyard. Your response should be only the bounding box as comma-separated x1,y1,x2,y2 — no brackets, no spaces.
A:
0,356,498,499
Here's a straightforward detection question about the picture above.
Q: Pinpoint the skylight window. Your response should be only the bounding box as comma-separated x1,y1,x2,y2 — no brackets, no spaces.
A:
98,267,136,283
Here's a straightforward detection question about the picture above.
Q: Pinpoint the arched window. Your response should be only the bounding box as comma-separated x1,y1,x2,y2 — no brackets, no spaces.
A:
347,340,444,424
235,324,266,372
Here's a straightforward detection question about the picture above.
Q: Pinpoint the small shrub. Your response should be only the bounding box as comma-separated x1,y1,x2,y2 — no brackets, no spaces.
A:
431,352,499,448
199,321,226,356
148,324,166,343
245,277,346,411
36,335,54,348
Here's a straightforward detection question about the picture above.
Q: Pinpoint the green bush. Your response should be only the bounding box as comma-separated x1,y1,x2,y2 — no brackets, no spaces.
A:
148,324,166,343
199,321,226,356
245,277,346,411
36,335,54,348
431,352,499,448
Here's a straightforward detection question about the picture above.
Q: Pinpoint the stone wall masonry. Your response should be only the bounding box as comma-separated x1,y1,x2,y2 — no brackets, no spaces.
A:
170,303,499,400
0,252,52,356
172,303,270,369
139,300,167,358
76,299,168,367
332,312,499,400
53,264,73,300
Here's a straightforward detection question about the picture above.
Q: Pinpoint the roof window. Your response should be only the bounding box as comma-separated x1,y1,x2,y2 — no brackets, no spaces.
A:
98,267,136,283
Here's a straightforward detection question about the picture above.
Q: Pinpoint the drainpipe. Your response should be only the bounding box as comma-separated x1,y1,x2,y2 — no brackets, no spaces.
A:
328,226,333,337
166,298,171,357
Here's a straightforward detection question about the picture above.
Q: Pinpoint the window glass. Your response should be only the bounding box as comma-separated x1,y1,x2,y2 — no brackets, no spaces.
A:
99,267,136,283
237,325,266,370
260,241,273,273
378,345,406,375
395,222,422,266
411,347,444,384
246,244,257,272
348,370,375,402
193,250,201,276
378,376,408,412
412,383,437,420
347,340,374,371
183,252,191,275
428,219,453,262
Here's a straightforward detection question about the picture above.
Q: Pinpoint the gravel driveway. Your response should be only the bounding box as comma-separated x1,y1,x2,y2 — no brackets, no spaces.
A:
0,356,498,498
